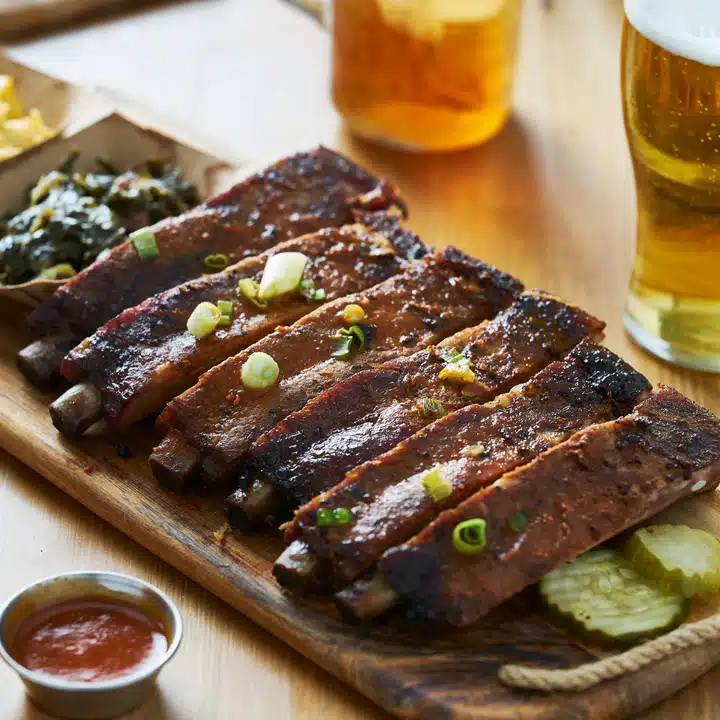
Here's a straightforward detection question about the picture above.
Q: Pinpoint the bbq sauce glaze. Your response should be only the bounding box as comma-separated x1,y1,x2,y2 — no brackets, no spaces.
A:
10,599,168,682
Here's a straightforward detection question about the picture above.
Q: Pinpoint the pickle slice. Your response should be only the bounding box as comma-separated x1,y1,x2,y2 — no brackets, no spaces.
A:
540,549,687,646
626,525,720,598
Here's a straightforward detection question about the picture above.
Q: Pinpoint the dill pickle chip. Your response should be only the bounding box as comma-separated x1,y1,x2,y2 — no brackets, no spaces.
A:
540,548,687,646
626,524,720,598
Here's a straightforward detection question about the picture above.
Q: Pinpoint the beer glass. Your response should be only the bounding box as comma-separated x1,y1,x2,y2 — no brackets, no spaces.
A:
622,0,720,372
329,0,523,152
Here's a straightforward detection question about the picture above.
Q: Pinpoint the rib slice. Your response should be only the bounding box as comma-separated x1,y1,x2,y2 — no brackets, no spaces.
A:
250,291,605,509
149,248,522,492
20,147,403,385
278,341,651,590
51,213,425,435
376,387,720,627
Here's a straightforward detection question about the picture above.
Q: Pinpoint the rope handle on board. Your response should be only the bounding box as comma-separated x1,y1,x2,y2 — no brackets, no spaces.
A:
499,613,720,693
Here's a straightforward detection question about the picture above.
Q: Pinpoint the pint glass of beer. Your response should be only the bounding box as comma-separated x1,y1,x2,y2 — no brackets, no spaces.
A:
622,0,720,372
329,0,523,152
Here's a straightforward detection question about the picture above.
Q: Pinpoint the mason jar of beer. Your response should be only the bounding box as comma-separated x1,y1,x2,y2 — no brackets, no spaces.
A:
622,0,720,372
329,0,523,152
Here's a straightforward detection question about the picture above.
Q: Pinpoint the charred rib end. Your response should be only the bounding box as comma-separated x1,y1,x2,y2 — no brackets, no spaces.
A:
335,573,399,621
150,431,201,493
225,475,284,531
273,540,327,593
17,335,76,390
49,382,103,437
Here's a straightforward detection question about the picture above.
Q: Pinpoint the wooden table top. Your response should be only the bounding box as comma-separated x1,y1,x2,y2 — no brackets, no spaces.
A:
2,0,719,717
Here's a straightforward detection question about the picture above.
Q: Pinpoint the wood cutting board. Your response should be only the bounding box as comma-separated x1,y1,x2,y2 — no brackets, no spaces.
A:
2,306,720,719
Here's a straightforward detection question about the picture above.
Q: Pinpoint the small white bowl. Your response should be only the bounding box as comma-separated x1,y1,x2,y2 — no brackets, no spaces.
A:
0,571,182,719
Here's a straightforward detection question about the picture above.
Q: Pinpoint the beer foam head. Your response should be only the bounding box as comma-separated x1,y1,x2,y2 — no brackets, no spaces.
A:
626,0,720,67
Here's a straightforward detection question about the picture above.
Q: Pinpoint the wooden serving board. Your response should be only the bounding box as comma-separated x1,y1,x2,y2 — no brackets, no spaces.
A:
2,317,720,719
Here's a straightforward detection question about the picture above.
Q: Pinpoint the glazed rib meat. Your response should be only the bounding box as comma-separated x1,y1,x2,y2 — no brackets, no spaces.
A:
50,213,426,436
149,247,522,492
19,147,403,386
376,387,720,628
250,291,605,509
277,341,651,591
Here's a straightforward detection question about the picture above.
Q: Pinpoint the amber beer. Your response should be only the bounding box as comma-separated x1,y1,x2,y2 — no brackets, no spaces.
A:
330,0,523,151
622,0,720,371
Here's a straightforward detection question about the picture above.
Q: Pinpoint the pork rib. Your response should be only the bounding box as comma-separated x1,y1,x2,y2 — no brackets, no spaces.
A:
376,387,720,627
250,291,605,509
51,214,425,435
20,147,404,386
149,247,522,492
278,341,650,590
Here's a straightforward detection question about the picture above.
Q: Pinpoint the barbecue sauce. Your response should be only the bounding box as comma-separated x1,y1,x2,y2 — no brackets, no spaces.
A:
10,599,167,682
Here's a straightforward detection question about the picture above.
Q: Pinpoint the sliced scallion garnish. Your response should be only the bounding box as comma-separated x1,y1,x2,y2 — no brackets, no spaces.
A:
420,398,446,420
217,315,231,328
461,444,490,458
238,278,268,309
130,228,160,262
38,263,76,280
419,465,452,503
438,348,476,385
300,279,326,302
204,253,229,272
316,507,352,527
331,335,354,360
340,303,365,324
331,323,376,359
187,302,222,339
452,519,487,555
258,252,308,300
241,352,279,390
217,299,233,316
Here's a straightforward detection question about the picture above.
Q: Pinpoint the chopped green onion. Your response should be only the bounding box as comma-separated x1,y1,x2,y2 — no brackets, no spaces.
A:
204,253,229,272
238,278,268,309
420,398,446,420
241,352,279,390
300,279,326,302
331,335,354,360
258,252,308,300
217,315,231,328
452,519,487,555
340,304,366,324
38,263,76,280
339,325,367,348
187,302,222,339
331,323,375,359
438,349,476,385
461,444,490,458
217,299,233,316
316,507,352,527
130,228,160,262
419,466,452,503
508,511,527,534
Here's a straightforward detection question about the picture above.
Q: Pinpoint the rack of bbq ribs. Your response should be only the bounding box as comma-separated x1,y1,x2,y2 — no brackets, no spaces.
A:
20,147,720,631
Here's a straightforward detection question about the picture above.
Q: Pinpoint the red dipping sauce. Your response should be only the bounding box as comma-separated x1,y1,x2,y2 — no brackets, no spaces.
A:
10,599,168,683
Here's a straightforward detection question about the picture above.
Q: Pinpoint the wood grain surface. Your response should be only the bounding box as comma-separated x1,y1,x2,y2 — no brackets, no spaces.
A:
1,0,719,717
1,305,720,720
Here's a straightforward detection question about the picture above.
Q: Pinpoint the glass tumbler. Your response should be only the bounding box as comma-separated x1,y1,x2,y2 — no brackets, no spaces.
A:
622,0,720,372
329,0,523,152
